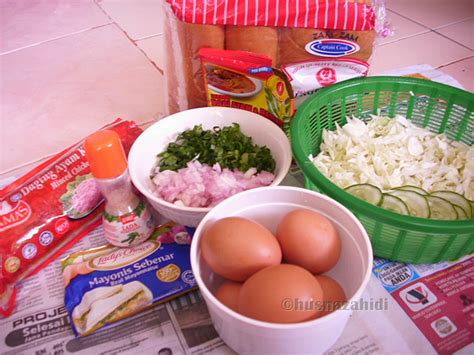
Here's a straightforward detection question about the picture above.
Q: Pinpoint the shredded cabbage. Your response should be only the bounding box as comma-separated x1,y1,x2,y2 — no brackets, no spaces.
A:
311,115,474,200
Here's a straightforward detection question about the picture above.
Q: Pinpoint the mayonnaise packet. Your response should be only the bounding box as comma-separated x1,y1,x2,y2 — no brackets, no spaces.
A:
62,223,196,336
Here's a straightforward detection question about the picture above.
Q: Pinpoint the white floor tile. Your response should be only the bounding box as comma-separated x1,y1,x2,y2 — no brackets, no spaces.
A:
0,25,164,173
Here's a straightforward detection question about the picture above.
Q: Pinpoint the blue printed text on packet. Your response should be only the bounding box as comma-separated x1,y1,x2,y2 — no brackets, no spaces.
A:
62,223,196,336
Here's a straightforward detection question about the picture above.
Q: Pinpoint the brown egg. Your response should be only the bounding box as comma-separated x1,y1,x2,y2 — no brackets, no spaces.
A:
201,217,282,282
314,275,347,316
239,264,324,323
276,208,341,274
215,281,242,312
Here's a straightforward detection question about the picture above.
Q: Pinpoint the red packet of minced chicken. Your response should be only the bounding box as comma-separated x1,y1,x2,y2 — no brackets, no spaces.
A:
0,119,143,317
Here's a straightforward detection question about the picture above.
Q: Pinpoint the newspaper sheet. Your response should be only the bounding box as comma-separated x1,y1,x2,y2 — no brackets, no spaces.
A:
1,221,472,355
0,227,232,355
2,66,473,354
378,64,465,89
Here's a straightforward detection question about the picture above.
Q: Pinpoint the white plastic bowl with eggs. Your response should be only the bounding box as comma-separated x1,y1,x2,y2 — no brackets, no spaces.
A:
190,186,373,354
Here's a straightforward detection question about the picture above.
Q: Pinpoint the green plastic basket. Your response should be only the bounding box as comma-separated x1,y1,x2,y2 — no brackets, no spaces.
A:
291,76,474,264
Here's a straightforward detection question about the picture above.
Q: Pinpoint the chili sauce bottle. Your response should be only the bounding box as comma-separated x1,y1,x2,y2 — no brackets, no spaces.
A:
84,130,155,247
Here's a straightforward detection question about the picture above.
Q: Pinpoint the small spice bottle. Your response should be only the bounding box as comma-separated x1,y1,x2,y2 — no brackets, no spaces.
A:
84,130,155,247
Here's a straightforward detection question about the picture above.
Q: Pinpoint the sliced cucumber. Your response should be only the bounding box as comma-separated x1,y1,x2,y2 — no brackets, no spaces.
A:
345,184,383,205
393,185,428,195
389,190,430,218
430,191,472,218
379,194,410,215
426,196,458,220
453,205,468,220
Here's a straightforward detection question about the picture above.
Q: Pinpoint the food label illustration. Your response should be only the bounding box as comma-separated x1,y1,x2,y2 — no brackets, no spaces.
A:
282,58,369,97
60,174,103,219
62,226,196,336
103,201,155,247
200,48,295,130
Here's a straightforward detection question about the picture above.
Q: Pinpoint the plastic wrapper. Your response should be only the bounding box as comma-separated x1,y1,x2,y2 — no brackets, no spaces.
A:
164,0,387,113
199,48,294,129
0,119,143,317
62,223,196,336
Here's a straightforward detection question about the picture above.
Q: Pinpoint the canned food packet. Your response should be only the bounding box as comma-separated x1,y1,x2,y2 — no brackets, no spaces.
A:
62,222,197,336
200,48,295,131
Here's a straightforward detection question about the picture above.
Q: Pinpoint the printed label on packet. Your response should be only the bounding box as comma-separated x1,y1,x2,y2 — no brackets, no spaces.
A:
200,48,295,130
282,58,369,98
0,119,143,318
62,224,196,336
102,201,155,247
0,200,32,232
305,39,360,58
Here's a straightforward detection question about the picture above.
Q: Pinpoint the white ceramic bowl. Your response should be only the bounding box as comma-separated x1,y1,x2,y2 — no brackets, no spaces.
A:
191,186,373,354
128,107,292,227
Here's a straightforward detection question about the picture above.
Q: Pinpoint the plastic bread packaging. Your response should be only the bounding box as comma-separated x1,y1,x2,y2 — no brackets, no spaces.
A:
164,0,388,113
0,119,143,318
225,26,279,65
164,6,224,112
62,223,196,336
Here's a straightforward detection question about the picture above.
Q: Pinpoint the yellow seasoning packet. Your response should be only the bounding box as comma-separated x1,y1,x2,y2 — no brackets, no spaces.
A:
199,48,295,131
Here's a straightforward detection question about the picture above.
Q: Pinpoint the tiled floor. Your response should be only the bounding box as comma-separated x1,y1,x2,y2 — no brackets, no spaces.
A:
373,0,474,79
1,0,473,180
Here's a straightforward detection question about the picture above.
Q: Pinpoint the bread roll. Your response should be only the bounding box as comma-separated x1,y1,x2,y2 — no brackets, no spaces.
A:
278,0,375,66
181,22,225,109
278,28,317,66
165,0,375,112
225,26,278,65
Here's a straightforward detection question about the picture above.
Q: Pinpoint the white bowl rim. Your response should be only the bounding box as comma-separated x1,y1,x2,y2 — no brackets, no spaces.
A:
190,185,374,330
129,107,292,213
